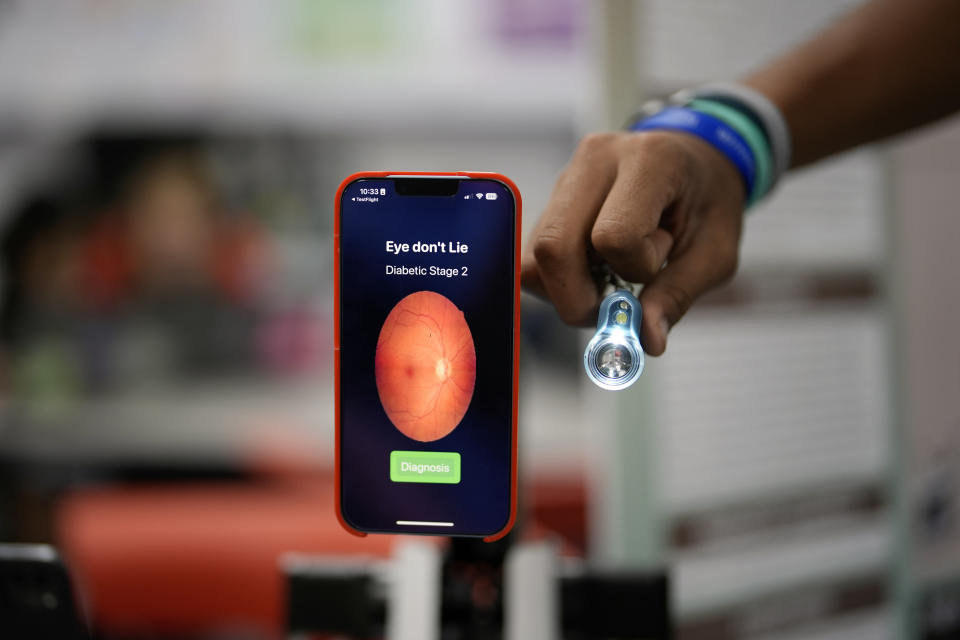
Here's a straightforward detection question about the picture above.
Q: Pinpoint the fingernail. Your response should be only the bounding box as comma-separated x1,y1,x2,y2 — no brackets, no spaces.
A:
659,317,670,342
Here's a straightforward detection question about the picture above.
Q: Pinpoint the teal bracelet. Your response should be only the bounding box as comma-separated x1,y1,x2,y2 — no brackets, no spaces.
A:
687,98,773,206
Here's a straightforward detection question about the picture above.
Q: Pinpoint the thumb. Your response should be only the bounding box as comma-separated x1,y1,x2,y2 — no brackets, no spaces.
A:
520,250,548,300
638,228,739,356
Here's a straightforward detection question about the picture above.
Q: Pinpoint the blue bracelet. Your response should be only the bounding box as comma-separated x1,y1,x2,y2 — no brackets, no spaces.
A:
630,107,756,199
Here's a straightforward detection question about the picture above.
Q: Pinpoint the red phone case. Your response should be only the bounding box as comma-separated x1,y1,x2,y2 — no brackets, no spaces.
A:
334,171,521,542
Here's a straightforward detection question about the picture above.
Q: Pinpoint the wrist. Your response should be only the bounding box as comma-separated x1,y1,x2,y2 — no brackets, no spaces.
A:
675,82,791,198
629,107,757,204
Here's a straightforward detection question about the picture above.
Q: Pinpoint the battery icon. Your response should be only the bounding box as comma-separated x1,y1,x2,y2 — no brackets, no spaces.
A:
380,187,386,195
485,193,497,200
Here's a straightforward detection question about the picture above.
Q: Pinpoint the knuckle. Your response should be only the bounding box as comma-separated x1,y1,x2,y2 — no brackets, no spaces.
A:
624,133,689,194
590,220,630,256
532,229,568,266
635,130,673,152
577,132,616,156
630,131,682,161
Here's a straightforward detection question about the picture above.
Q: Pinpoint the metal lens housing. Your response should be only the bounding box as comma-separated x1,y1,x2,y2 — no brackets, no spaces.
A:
584,290,644,390
596,342,633,378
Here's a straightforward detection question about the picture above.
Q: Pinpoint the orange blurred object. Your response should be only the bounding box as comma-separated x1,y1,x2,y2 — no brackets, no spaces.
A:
56,477,397,639
54,438,588,638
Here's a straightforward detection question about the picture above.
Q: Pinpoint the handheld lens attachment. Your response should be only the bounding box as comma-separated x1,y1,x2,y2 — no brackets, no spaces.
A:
584,288,645,390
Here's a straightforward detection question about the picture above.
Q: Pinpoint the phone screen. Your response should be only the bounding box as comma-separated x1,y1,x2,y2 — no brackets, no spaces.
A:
337,176,517,537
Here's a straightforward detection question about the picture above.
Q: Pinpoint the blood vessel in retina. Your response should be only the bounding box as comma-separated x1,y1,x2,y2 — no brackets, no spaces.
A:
375,291,476,442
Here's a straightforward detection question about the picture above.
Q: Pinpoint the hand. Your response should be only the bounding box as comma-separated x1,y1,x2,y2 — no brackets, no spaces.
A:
521,130,746,356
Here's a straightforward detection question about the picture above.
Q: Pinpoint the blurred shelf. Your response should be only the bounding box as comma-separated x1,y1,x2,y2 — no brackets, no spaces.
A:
674,520,891,615
0,376,334,467
0,2,584,136
739,151,887,273
637,0,864,86
658,306,891,513
0,60,582,137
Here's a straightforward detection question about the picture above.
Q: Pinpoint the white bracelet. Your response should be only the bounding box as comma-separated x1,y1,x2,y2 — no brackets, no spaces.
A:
683,82,792,185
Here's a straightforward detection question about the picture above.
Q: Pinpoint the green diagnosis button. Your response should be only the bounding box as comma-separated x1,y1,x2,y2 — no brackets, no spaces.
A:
390,451,461,484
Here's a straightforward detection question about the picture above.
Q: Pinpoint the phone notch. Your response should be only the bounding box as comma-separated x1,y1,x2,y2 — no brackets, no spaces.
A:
392,178,462,197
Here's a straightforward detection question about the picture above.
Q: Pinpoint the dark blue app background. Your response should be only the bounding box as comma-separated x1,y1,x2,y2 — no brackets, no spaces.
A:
339,177,515,536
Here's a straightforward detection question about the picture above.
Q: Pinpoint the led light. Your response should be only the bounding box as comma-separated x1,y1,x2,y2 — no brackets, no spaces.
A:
584,290,645,390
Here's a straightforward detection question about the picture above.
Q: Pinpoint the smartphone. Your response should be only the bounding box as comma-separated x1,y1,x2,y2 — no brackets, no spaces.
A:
335,172,520,540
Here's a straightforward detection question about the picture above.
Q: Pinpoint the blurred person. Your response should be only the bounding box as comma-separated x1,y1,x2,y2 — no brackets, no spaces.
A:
80,150,271,382
0,198,83,347
0,198,89,412
0,143,272,404
522,0,960,354
82,151,268,310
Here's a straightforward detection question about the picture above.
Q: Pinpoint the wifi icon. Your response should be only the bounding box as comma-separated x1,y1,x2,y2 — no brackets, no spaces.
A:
475,193,483,199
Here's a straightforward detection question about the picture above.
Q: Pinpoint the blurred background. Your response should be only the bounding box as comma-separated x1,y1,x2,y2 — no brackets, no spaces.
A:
0,1,958,638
